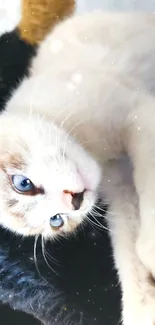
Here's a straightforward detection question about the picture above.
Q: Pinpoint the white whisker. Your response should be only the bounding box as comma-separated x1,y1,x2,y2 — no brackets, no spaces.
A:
62,117,90,169
41,235,60,276
42,237,60,266
55,111,74,166
34,234,44,279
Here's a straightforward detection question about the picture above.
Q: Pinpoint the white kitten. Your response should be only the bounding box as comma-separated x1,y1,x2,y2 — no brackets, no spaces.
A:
0,113,101,237
2,12,155,324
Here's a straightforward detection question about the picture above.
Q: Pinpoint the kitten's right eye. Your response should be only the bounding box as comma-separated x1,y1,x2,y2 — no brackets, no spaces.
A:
50,214,64,230
11,175,35,194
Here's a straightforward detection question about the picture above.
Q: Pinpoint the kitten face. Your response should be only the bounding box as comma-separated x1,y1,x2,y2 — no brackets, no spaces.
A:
0,114,101,238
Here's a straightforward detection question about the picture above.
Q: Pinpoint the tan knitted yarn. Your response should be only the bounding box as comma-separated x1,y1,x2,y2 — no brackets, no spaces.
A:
18,0,75,44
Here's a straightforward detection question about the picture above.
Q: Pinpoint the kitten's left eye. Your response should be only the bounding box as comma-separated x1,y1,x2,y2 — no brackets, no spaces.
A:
11,175,35,194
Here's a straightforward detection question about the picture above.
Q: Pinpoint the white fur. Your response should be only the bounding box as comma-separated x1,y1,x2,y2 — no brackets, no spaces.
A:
104,157,155,325
3,12,155,324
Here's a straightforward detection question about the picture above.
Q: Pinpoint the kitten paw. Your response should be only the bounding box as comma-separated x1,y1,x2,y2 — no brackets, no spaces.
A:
123,286,155,325
136,236,155,278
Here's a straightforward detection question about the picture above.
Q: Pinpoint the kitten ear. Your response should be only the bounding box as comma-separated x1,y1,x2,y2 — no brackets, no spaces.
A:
0,130,9,169
0,154,10,172
0,151,24,171
0,151,8,171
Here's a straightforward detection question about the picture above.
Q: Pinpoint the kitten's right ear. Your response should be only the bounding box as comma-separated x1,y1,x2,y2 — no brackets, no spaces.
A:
0,116,26,171
0,150,24,171
0,151,9,171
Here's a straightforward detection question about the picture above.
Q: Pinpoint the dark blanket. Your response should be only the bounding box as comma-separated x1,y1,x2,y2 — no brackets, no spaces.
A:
0,30,120,325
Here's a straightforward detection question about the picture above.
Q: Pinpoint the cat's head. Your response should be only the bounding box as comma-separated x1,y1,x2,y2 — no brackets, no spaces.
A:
0,113,101,239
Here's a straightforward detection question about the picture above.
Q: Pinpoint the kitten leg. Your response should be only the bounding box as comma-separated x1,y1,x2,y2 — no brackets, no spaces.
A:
102,157,155,325
125,104,155,278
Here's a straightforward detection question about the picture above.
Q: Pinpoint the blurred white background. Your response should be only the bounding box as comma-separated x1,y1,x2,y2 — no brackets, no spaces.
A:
76,0,155,13
1,0,155,37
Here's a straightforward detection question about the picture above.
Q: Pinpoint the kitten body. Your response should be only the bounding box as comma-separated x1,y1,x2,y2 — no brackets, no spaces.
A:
2,12,155,324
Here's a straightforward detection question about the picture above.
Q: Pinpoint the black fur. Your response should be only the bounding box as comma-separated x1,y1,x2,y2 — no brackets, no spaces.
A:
0,216,120,325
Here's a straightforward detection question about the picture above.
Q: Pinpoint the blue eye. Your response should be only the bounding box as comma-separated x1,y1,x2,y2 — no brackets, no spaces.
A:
11,175,34,193
50,214,64,229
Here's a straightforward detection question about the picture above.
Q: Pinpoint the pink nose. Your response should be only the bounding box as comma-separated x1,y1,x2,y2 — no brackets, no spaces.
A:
63,190,85,210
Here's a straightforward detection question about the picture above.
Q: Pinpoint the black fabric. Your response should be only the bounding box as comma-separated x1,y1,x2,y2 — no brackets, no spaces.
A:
0,30,121,325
